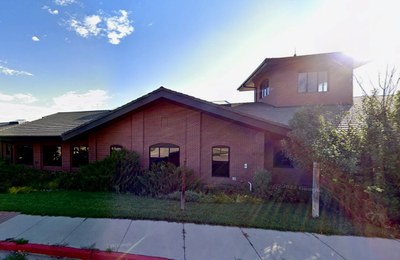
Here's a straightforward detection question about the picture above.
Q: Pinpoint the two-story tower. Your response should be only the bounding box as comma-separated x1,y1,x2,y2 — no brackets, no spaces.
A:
238,52,362,107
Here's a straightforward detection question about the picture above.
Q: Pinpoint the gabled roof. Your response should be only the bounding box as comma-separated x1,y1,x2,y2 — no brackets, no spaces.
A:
62,87,291,140
0,110,109,139
0,87,366,141
238,52,365,91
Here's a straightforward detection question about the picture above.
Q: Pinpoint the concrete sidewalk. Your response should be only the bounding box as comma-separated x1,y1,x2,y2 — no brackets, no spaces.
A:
0,214,399,260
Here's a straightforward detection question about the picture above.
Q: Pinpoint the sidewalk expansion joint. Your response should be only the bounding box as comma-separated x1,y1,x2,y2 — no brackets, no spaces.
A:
117,219,133,252
182,223,187,260
240,228,262,260
309,233,347,260
16,216,47,239
59,217,86,244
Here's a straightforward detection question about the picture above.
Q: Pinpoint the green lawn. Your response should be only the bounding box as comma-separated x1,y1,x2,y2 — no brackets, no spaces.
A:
0,191,393,237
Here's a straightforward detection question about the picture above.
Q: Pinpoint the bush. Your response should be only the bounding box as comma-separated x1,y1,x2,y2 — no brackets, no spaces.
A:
76,157,116,191
211,193,235,203
269,185,310,203
76,149,142,192
8,186,37,194
0,159,54,192
165,190,203,202
111,149,141,193
234,194,263,204
139,162,202,197
320,187,341,213
49,171,78,190
252,169,272,198
199,193,262,204
203,182,250,195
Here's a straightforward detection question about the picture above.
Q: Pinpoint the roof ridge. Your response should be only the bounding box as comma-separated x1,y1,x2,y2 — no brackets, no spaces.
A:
61,87,290,140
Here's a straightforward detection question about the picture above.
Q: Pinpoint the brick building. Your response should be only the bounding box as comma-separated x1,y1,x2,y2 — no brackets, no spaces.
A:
0,52,362,187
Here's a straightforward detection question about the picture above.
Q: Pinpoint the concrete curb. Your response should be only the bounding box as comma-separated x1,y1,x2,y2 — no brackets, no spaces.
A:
0,241,170,260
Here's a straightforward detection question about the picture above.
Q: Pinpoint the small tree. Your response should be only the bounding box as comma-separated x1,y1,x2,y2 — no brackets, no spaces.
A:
284,67,400,227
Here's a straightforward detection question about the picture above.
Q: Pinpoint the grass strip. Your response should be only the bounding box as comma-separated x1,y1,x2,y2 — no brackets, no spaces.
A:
0,191,393,237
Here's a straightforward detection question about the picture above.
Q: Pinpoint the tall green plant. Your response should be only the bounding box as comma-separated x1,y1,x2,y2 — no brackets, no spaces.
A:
77,149,142,192
284,68,400,225
111,149,141,193
252,169,272,198
138,162,201,197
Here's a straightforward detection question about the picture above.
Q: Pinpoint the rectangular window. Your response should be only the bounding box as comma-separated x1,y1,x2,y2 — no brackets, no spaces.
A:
307,72,318,92
5,144,12,156
318,71,328,92
149,144,180,167
43,145,62,166
72,146,89,167
298,71,328,93
16,144,33,165
273,150,294,168
212,147,230,177
260,80,270,98
298,73,307,93
261,86,269,97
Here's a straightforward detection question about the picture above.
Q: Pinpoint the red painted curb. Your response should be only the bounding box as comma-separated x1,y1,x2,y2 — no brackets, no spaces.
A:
0,241,169,260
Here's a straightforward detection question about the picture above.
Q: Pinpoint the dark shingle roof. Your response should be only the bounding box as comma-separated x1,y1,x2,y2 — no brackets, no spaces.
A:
62,87,291,140
0,110,110,138
0,122,19,132
0,88,365,140
228,97,364,127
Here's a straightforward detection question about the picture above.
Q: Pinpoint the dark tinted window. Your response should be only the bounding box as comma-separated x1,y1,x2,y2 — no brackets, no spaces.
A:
212,146,230,177
149,144,180,167
72,146,89,167
273,150,294,168
16,144,33,165
43,145,62,166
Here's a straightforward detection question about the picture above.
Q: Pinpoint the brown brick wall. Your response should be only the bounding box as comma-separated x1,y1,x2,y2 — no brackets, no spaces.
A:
1,100,310,187
200,113,265,184
88,100,268,185
254,58,354,106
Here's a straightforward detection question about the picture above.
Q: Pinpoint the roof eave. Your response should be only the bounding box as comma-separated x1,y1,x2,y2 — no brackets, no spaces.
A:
237,58,268,91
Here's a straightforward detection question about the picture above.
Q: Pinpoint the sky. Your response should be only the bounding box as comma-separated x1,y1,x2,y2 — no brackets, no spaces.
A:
0,0,399,121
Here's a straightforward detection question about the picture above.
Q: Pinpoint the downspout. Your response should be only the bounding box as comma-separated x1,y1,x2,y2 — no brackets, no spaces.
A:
248,181,252,192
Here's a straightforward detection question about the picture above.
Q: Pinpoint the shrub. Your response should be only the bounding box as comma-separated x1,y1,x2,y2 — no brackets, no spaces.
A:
51,172,77,190
0,159,54,192
165,190,203,202
76,157,116,191
0,179,12,193
234,194,263,204
269,185,310,203
8,186,37,194
111,149,141,193
252,169,272,198
139,162,202,197
203,182,249,195
211,193,235,203
320,187,341,213
76,149,142,192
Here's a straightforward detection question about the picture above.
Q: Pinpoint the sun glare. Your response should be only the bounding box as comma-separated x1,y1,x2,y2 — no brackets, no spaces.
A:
341,0,400,64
